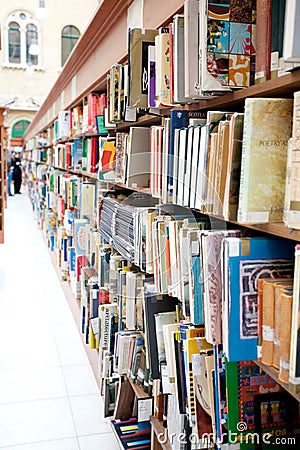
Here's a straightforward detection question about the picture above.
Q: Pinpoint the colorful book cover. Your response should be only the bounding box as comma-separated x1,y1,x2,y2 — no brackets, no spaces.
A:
72,137,83,170
226,360,300,449
223,237,295,362
74,218,89,256
199,0,256,93
237,98,293,224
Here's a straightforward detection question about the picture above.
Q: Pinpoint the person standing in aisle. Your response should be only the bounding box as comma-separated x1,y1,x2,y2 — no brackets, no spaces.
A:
12,152,22,194
7,152,15,196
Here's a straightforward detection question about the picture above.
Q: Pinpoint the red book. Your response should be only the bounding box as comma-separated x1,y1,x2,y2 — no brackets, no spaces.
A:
65,143,72,170
255,0,272,83
90,137,98,173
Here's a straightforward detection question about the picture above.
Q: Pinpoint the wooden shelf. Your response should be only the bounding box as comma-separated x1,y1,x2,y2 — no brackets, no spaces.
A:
256,361,300,403
184,68,300,112
128,378,150,399
150,416,171,450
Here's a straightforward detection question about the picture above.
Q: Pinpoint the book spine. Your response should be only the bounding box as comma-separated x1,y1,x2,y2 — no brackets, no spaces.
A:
289,245,300,384
237,99,252,223
255,0,272,83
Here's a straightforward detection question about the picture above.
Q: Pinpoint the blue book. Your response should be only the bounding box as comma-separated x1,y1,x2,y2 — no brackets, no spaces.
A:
72,137,83,169
192,253,204,325
167,110,187,202
223,237,294,362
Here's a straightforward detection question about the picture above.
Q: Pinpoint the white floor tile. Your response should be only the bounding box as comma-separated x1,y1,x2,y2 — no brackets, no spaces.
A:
0,190,119,448
0,367,67,404
78,433,121,450
0,398,76,447
0,437,80,450
62,364,100,396
57,341,90,366
69,394,111,436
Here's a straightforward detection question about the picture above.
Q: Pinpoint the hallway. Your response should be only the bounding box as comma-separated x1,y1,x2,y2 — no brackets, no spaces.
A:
0,190,120,449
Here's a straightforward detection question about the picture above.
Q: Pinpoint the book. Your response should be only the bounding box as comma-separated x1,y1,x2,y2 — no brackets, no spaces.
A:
255,0,272,83
283,0,300,62
289,244,300,384
168,110,188,202
271,0,286,78
80,182,95,219
143,289,179,380
184,0,200,98
125,127,150,188
223,237,295,362
147,45,156,108
237,98,293,224
199,0,256,93
223,112,244,221
128,28,158,109
279,288,293,383
261,279,293,366
284,93,300,229
225,360,295,446
155,27,172,107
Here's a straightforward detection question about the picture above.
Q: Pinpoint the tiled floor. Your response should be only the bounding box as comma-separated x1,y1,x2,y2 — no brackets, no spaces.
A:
0,189,120,449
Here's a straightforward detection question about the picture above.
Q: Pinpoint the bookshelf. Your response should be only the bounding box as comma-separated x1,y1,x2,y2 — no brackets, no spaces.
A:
23,0,300,447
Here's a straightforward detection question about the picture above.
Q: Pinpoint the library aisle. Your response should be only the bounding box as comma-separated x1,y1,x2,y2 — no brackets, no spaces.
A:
0,191,120,449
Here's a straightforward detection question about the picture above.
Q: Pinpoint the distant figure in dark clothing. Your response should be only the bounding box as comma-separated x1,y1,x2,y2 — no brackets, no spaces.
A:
12,154,22,194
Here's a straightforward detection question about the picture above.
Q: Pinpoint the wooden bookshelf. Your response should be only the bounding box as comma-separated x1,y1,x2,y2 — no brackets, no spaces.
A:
256,361,300,403
21,0,300,447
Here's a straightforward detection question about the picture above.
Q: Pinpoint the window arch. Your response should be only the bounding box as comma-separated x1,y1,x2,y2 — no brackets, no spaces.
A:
61,25,80,66
8,21,20,63
6,12,40,67
11,120,30,138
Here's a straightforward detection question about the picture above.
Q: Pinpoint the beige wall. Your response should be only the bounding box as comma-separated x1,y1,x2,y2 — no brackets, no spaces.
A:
0,0,99,144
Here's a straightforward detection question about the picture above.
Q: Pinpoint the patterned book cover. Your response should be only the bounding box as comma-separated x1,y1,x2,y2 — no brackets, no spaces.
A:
237,98,293,224
226,360,300,448
199,0,256,93
223,237,295,362
201,230,241,345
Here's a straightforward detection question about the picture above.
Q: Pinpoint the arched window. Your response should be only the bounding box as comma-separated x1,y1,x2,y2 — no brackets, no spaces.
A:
11,120,30,138
6,12,40,67
26,24,38,66
61,25,80,66
8,21,21,63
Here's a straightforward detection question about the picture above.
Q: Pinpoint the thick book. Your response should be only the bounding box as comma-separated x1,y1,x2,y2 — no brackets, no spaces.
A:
223,237,295,362
237,98,293,224
284,94,300,229
278,288,293,383
261,279,293,366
